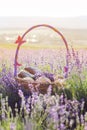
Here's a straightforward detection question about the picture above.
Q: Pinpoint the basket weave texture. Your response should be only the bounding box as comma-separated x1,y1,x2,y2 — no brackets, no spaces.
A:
16,67,65,94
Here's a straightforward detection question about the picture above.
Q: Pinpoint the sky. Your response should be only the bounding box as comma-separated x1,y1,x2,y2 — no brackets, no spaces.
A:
0,0,87,17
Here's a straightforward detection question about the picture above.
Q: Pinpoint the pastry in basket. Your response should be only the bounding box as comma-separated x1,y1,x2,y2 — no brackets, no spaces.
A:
18,70,34,78
15,76,34,84
36,76,51,84
24,66,43,75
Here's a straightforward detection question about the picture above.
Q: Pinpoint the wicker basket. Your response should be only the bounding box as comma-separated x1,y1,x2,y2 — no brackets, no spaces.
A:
15,77,65,94
14,24,69,94
15,77,55,94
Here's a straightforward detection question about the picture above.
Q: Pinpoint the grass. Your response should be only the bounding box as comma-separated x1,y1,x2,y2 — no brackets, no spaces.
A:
1,42,87,50
0,42,67,50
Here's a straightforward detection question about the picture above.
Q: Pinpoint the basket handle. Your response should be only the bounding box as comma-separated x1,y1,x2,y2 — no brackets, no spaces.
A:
14,24,70,77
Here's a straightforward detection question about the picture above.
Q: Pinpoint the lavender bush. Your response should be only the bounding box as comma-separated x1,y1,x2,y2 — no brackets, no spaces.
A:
0,87,86,130
0,47,87,129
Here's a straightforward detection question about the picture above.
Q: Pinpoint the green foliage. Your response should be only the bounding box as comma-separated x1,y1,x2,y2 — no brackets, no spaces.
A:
15,117,24,130
75,125,84,130
0,95,24,130
66,73,87,101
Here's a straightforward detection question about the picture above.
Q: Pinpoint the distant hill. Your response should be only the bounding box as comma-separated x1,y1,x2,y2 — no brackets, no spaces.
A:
0,16,87,29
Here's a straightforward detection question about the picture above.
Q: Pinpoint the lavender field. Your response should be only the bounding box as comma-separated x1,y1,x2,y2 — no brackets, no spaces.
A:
0,28,87,130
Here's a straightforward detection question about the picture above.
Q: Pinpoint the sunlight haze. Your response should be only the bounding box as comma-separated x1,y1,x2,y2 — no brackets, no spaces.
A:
0,0,87,17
